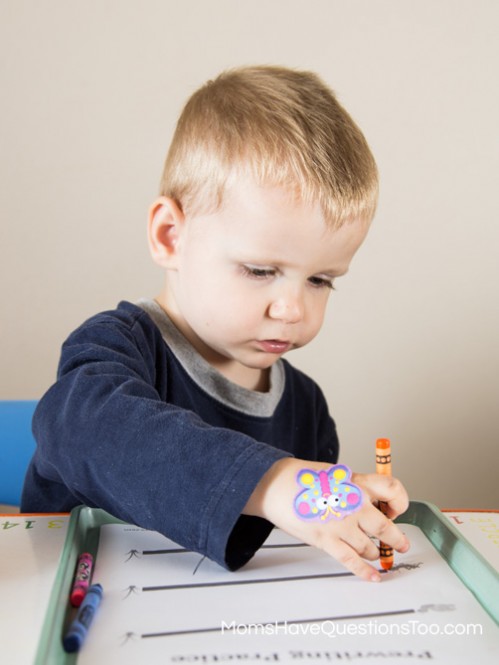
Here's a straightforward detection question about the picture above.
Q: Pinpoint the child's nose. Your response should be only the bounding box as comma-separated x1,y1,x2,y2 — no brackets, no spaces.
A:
268,291,304,323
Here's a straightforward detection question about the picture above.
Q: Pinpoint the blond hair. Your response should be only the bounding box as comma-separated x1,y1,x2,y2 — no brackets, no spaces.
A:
160,65,378,228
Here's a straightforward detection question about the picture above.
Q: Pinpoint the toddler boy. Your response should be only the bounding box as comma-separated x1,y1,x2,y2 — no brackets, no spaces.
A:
22,66,409,581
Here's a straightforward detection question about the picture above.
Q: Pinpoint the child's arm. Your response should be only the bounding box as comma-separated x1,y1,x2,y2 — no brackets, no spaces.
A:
22,304,291,569
243,457,410,582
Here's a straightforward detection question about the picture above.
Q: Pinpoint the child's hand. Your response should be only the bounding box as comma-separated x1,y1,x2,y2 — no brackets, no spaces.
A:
244,458,410,582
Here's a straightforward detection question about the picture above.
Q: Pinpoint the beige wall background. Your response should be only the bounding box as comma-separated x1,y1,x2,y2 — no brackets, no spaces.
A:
1,0,498,508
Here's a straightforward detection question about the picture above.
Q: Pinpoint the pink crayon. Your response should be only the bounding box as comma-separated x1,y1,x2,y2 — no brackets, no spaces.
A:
70,552,94,607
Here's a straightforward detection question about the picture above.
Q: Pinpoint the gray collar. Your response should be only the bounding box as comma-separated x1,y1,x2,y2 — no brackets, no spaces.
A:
137,299,285,418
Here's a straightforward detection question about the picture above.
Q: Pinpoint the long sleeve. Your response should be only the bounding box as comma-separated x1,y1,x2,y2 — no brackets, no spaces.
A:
21,303,290,569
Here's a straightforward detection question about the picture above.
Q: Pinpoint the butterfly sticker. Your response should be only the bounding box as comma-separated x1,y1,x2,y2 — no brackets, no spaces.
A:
294,464,363,522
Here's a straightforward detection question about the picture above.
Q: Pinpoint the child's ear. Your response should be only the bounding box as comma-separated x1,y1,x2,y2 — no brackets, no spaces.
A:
147,197,185,268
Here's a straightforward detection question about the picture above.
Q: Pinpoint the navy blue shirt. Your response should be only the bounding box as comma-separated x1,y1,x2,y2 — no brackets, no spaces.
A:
21,302,338,569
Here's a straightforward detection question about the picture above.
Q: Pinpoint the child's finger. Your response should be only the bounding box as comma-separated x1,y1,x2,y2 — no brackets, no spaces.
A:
337,523,380,561
358,503,410,553
353,472,409,518
321,537,382,582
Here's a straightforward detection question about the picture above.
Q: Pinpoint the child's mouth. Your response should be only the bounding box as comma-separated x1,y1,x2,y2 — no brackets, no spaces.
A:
257,340,292,354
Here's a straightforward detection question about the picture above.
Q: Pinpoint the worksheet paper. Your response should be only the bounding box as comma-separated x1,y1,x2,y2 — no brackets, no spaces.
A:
444,511,499,570
0,515,69,663
79,524,498,664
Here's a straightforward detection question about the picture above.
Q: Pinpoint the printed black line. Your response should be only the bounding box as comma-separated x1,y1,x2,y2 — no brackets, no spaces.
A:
141,542,308,556
192,556,206,575
143,570,357,592
260,542,309,549
141,608,416,639
143,548,189,555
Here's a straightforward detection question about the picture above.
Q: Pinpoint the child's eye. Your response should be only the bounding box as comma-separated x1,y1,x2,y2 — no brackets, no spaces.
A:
241,265,276,280
308,276,335,290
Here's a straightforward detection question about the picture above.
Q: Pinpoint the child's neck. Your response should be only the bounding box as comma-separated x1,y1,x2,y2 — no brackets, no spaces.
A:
228,365,270,393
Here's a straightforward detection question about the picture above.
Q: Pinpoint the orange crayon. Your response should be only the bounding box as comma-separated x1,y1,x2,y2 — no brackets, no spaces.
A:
376,438,393,570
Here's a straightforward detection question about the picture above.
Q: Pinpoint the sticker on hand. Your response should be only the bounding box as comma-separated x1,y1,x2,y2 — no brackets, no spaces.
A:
294,464,363,522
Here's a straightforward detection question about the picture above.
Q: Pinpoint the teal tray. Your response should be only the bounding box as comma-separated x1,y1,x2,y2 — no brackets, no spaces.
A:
35,501,499,663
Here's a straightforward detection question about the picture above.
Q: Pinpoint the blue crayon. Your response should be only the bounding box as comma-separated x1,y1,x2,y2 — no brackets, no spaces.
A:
63,583,103,653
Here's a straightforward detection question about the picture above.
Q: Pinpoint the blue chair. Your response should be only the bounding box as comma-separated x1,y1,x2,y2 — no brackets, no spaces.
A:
0,401,38,506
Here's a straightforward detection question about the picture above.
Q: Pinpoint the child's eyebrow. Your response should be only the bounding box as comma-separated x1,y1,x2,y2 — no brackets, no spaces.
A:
317,266,350,278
